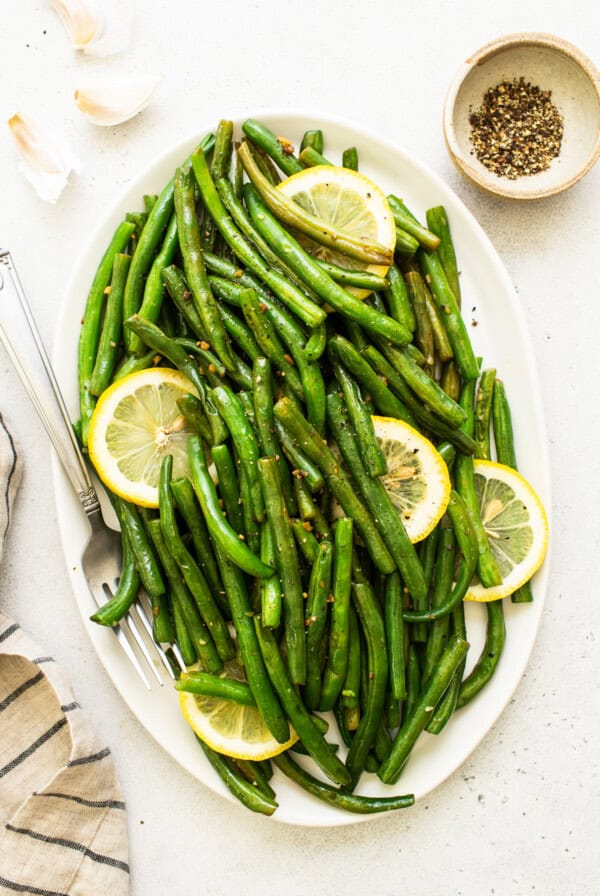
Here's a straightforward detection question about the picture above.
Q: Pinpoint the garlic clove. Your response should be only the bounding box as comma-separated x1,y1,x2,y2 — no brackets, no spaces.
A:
50,0,102,50
74,78,159,127
7,114,80,203
50,0,133,57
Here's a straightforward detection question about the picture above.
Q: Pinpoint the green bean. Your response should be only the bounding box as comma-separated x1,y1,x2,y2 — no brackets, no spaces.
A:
387,196,440,251
426,206,461,306
259,521,281,629
319,518,353,711
210,444,244,539
332,362,387,478
193,149,326,328
143,194,158,214
214,545,290,744
291,519,320,563
298,146,333,167
258,456,307,685
197,737,277,815
475,369,496,460
275,422,324,493
252,357,296,515
293,476,317,520
244,185,412,345
112,349,158,382
170,594,197,666
233,758,277,801
219,303,262,362
422,526,456,682
385,571,406,701
161,265,206,340
383,265,415,334
125,315,228,445
427,597,467,734
378,339,466,428
78,219,136,442
201,120,234,253
253,619,351,787
346,581,389,787
239,289,303,397
129,214,180,355
239,142,392,266
89,252,131,396
491,379,533,603
405,271,435,369
174,164,236,373
342,147,359,171
113,496,165,599
188,435,272,577
394,228,420,258
241,119,303,176
176,393,213,443
139,507,176,643
304,541,333,710
126,210,148,241
159,456,234,661
363,345,476,455
423,286,454,362
328,336,414,424
300,129,324,154
211,383,264,522
341,605,361,729
170,477,225,608
237,459,260,555
175,673,256,706
303,324,327,362
90,528,140,626
274,396,395,574
420,250,479,381
174,339,226,384
327,391,427,601
457,599,506,707
379,636,469,783
441,359,461,402
403,491,477,622
274,752,414,814
405,643,421,717
147,518,221,672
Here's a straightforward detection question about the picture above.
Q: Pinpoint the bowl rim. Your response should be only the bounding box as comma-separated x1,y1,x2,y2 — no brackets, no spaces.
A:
443,32,600,200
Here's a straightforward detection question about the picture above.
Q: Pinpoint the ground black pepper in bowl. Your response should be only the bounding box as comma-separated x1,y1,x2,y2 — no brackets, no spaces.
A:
469,77,564,180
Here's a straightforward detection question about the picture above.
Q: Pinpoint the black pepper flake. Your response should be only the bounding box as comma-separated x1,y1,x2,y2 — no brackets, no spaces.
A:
469,77,563,180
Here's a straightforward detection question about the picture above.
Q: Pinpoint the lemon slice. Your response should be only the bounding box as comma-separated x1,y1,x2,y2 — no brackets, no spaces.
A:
179,660,298,760
466,460,549,602
88,368,198,508
277,165,396,298
372,416,451,543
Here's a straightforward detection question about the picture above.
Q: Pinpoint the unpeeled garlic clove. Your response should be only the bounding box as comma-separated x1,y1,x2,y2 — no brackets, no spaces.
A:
74,78,159,127
7,114,80,203
50,0,132,57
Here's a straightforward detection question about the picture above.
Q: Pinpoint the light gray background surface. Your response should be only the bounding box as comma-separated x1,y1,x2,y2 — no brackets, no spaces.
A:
1,2,598,893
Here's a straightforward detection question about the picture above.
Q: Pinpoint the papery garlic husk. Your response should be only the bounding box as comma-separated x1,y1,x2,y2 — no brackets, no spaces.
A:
50,0,133,57
74,78,159,127
7,114,80,203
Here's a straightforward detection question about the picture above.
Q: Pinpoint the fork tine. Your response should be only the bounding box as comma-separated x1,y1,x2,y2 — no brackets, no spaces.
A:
111,621,153,690
134,596,178,680
122,613,164,686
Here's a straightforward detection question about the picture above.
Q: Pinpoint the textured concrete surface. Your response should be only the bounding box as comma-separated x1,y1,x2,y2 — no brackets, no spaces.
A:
0,2,598,893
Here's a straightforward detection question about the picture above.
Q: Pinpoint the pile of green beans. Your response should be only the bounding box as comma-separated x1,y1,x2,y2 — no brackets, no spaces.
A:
79,118,537,817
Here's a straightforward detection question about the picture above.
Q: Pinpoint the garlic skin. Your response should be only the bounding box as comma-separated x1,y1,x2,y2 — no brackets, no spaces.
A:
74,79,159,127
7,114,80,203
50,0,132,57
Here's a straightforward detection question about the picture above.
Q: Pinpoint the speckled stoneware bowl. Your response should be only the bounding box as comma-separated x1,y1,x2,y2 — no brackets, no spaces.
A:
444,33,600,200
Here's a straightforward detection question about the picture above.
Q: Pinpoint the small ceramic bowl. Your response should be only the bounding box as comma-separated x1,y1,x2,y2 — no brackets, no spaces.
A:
443,33,600,200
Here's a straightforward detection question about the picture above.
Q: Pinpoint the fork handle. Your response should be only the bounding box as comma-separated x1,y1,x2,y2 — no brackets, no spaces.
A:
0,250,99,515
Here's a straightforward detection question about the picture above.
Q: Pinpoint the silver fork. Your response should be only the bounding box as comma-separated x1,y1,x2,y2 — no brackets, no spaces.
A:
0,249,184,689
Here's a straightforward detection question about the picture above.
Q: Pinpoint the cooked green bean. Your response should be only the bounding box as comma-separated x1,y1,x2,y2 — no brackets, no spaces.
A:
188,435,273,577
422,526,455,681
259,521,281,629
175,673,256,706
384,265,416,334
239,288,303,398
319,518,353,711
258,456,307,685
333,362,387,478
274,752,414,814
78,219,136,442
197,737,278,815
426,206,461,305
90,527,139,626
291,519,320,563
304,541,333,710
201,120,234,253
299,146,333,167
113,496,165,599
129,214,180,355
423,285,454,363
475,369,496,460
388,196,441,251
457,600,506,707
242,119,303,176
385,571,406,701
342,147,359,171
170,477,225,607
378,636,470,783
162,265,206,340
300,129,324,154
275,422,324,493
252,357,296,516
90,252,131,396
254,619,351,787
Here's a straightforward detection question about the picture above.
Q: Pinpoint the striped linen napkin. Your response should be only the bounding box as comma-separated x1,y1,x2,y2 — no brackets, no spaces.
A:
0,414,130,896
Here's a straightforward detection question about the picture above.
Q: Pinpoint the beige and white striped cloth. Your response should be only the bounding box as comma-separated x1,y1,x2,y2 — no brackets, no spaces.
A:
0,414,129,896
